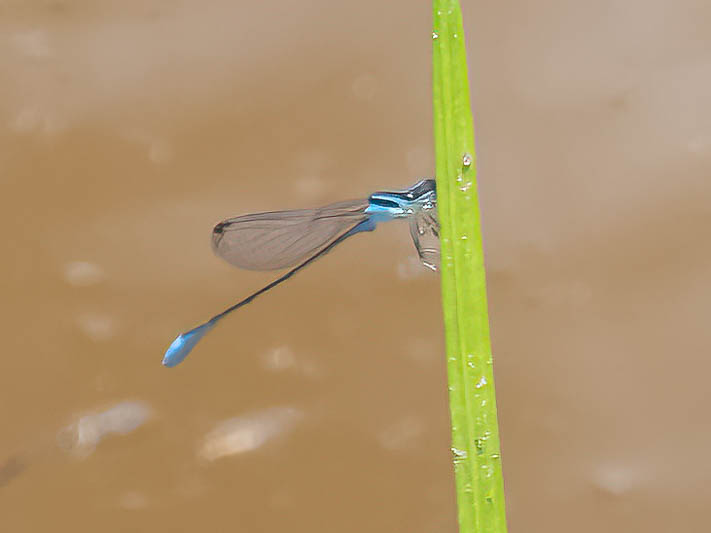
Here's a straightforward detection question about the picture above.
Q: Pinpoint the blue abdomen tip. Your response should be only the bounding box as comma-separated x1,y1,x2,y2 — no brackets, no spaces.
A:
162,323,214,367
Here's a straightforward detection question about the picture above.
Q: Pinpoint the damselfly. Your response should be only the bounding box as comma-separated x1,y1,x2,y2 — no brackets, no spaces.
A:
162,179,439,367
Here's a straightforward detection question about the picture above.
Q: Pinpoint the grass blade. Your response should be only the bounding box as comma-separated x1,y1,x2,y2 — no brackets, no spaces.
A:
432,2,508,532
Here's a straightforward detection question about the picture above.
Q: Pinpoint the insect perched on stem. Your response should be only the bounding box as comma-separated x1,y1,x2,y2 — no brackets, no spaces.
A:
162,179,439,367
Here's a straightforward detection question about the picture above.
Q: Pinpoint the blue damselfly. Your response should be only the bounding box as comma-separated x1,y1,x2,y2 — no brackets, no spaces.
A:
163,179,439,367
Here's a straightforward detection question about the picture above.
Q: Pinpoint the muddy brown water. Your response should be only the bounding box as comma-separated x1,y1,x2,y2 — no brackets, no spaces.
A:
2,2,710,532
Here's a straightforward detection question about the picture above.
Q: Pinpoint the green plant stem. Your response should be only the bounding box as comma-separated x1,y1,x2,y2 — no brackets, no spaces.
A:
432,2,508,532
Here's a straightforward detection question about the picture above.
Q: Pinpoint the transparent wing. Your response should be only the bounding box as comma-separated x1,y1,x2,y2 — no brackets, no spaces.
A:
212,199,370,271
408,205,440,271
